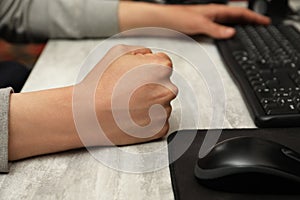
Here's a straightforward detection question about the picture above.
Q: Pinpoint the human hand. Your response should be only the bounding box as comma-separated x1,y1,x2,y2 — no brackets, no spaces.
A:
8,45,177,161
119,2,270,39
75,45,178,146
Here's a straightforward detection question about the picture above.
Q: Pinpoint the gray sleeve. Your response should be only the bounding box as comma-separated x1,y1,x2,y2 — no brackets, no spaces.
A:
0,88,13,173
0,0,119,42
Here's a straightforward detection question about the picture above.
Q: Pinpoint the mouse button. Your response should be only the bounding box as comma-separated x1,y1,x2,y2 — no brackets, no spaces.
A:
198,140,250,166
196,142,234,169
197,139,269,169
196,152,227,169
197,151,261,170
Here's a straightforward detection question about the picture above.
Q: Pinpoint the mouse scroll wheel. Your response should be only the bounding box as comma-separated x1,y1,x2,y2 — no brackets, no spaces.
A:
281,148,300,163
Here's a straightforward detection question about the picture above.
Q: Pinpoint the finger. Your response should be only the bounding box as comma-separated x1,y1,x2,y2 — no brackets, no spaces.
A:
142,52,173,69
166,82,179,99
155,52,173,68
199,18,236,39
159,83,178,103
110,44,152,56
164,105,173,117
170,83,178,97
130,47,153,55
213,6,271,25
155,52,170,59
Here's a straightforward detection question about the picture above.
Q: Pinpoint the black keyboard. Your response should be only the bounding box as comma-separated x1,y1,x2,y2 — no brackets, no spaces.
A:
216,24,300,127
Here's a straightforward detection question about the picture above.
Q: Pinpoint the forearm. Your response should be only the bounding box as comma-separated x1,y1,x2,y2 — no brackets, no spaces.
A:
119,2,170,32
8,86,82,161
118,1,202,34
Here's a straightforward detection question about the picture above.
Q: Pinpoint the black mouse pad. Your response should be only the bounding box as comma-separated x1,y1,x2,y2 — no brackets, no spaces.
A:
167,128,300,200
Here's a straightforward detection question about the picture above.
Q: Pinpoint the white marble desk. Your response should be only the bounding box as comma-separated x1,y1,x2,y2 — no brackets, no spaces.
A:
0,35,257,199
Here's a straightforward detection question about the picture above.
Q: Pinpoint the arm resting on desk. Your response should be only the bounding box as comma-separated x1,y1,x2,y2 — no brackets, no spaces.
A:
7,45,177,162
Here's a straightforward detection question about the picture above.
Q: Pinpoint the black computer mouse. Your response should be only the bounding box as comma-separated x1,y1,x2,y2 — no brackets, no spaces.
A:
194,137,300,194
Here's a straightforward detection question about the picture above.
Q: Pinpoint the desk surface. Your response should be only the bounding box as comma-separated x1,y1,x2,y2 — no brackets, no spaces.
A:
0,38,256,200
4,2,300,199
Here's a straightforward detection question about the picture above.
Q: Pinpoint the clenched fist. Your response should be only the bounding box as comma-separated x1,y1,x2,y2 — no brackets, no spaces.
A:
74,45,178,146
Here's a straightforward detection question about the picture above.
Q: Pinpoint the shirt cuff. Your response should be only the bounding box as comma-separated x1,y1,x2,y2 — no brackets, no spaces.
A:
0,87,13,173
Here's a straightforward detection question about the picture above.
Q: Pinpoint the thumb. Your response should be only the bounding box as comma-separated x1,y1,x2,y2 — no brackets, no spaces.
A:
200,19,236,39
